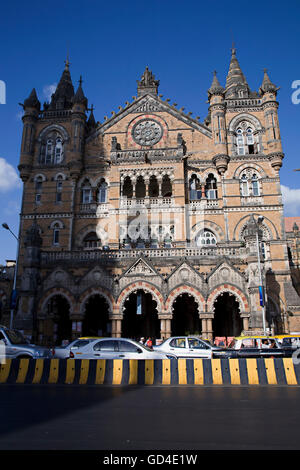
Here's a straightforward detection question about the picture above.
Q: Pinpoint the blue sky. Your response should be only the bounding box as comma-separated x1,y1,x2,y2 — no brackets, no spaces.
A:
0,0,299,264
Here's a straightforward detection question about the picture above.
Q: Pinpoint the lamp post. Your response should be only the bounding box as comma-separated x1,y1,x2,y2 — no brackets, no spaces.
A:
256,216,267,336
2,223,19,329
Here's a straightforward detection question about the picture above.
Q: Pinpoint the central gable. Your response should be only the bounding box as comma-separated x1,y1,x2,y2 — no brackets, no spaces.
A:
86,93,212,145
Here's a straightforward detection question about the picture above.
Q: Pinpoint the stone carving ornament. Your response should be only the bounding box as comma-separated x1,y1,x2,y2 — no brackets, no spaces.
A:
132,119,163,146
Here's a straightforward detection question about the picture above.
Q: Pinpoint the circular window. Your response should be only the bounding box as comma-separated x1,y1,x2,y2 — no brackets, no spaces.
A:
132,119,163,146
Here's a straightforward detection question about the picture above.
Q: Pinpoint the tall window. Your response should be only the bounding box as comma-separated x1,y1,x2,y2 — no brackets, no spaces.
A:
97,180,108,203
81,180,92,204
83,232,101,249
235,125,258,155
205,174,218,199
189,174,201,200
35,176,43,204
53,223,61,246
55,175,63,203
40,131,64,165
240,171,260,197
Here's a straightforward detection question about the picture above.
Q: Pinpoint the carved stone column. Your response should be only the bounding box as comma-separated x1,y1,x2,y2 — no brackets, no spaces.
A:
159,314,172,340
240,312,250,333
110,314,123,338
200,313,214,341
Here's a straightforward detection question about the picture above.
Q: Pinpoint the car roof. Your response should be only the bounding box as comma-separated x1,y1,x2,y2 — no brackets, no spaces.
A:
273,334,300,338
234,335,278,340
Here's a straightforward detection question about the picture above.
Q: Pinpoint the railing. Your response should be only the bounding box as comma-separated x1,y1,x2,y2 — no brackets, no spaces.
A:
79,203,109,213
39,109,72,119
240,196,264,206
189,199,219,209
120,197,174,208
226,98,262,107
111,147,182,160
41,245,246,264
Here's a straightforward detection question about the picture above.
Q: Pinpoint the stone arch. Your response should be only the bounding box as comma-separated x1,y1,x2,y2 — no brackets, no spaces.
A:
79,287,114,316
37,124,69,142
233,162,267,180
38,287,75,318
228,113,263,132
191,220,225,244
165,285,205,314
233,214,278,241
207,284,249,313
117,281,163,316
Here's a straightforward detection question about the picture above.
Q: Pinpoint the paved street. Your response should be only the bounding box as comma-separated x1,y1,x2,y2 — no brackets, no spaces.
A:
0,385,300,450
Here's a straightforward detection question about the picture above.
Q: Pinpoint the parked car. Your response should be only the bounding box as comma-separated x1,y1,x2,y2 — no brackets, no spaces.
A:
153,336,235,359
67,337,177,360
51,337,102,359
0,325,51,360
227,335,290,358
273,335,300,355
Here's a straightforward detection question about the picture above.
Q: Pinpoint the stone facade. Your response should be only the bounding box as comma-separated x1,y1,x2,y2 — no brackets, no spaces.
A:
14,51,300,344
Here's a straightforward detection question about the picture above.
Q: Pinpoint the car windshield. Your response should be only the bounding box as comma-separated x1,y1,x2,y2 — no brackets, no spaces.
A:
5,329,28,345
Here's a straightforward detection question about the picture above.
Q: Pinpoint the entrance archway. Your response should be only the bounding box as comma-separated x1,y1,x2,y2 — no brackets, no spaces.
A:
122,289,160,340
212,292,242,337
171,294,201,335
82,294,111,337
47,295,72,345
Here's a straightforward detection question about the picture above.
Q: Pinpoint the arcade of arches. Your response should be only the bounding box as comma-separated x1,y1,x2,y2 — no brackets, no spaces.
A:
39,288,250,345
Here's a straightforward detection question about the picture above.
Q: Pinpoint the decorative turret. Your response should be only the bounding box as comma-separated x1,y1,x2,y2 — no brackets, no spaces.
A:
49,59,75,110
23,88,41,111
73,76,88,109
208,71,229,173
87,104,97,132
18,89,41,182
207,71,224,98
137,67,159,96
259,69,279,96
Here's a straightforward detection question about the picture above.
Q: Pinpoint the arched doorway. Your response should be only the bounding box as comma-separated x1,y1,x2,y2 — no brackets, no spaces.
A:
82,294,111,337
122,289,160,341
171,294,201,336
212,293,243,337
47,295,72,345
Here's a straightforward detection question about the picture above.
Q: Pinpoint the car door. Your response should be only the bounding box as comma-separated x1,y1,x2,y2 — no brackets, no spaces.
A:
168,338,188,357
187,338,212,359
92,340,119,359
118,340,144,359
236,338,260,358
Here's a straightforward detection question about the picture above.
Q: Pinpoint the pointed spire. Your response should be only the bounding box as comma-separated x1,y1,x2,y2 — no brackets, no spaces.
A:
225,47,249,98
73,75,88,108
87,104,96,129
208,71,224,98
137,66,159,96
49,60,75,110
259,69,279,95
23,88,40,110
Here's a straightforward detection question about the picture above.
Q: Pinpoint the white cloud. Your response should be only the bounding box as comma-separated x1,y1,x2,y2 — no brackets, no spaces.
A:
0,158,21,192
43,83,57,102
281,185,300,216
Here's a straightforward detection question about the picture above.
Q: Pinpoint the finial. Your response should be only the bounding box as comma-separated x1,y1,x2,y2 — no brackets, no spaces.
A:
79,75,83,86
64,54,71,71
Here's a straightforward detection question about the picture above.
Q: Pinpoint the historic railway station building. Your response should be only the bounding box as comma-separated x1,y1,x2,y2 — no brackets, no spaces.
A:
14,48,300,344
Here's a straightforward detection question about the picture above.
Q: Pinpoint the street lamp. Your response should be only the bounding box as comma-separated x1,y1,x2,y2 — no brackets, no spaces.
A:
2,223,19,329
256,216,267,336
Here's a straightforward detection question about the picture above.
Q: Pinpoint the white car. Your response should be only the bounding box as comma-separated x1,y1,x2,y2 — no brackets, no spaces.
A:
0,325,51,360
51,337,101,359
67,337,177,360
153,336,231,359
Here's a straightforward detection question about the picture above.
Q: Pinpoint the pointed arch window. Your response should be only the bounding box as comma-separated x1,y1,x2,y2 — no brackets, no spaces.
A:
40,131,65,165
81,180,92,204
35,176,44,203
235,124,259,156
205,174,218,199
55,175,63,203
97,179,108,203
189,174,201,200
240,171,260,197
53,223,61,246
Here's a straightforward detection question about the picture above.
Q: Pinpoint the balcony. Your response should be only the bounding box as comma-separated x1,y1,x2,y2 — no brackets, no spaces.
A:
189,199,219,209
41,245,246,264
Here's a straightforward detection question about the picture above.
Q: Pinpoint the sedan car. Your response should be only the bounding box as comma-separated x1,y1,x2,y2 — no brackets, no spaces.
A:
227,336,290,358
153,336,234,359
68,337,177,360
0,325,51,360
51,337,101,359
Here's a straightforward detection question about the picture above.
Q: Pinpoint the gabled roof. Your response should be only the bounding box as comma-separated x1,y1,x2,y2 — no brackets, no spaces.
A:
86,92,212,143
